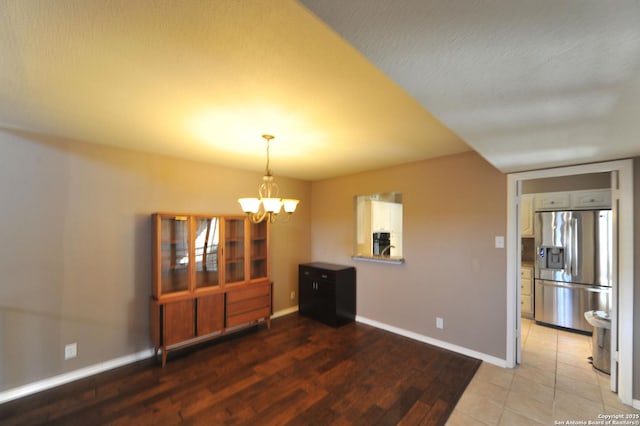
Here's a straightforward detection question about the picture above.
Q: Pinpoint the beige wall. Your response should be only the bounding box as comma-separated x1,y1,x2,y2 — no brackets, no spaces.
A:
522,172,611,193
2,128,636,401
311,151,508,359
0,129,311,391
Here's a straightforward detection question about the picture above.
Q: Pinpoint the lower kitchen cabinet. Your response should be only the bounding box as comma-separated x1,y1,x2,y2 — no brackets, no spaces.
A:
299,262,356,327
521,265,533,318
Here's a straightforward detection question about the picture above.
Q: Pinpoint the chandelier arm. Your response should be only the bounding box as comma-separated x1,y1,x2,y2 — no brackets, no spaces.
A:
249,209,268,224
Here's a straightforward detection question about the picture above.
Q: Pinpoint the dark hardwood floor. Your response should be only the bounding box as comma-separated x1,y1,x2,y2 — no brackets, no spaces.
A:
0,314,480,425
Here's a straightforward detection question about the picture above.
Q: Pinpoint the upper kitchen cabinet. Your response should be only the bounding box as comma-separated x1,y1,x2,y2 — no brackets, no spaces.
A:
534,189,611,211
521,194,534,237
534,192,570,211
569,189,611,209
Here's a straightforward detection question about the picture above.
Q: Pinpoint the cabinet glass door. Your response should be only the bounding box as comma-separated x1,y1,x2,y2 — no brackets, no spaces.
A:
250,222,268,280
194,217,220,289
224,218,245,283
160,216,189,294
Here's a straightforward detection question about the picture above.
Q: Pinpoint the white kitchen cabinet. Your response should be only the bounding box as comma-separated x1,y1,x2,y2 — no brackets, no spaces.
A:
534,192,570,211
521,265,533,318
371,200,403,257
534,189,611,211
521,194,534,237
570,189,611,209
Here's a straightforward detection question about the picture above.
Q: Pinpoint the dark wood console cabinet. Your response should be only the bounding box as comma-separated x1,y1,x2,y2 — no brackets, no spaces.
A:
298,262,356,327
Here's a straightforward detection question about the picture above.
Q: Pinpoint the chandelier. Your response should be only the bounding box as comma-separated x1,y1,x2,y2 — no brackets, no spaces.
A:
238,134,299,223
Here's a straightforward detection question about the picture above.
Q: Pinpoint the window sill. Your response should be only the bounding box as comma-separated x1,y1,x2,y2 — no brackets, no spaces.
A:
351,255,405,265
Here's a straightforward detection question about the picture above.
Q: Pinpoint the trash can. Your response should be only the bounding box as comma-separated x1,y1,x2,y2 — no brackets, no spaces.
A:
584,310,611,374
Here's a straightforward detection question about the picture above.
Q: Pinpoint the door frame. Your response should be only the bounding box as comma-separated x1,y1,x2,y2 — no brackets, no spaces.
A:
505,159,634,406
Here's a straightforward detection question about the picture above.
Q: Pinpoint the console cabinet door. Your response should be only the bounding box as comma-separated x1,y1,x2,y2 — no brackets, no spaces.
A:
315,279,336,326
163,300,195,346
299,274,315,317
196,294,224,336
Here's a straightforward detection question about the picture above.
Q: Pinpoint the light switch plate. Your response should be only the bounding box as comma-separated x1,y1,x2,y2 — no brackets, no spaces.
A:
495,236,505,248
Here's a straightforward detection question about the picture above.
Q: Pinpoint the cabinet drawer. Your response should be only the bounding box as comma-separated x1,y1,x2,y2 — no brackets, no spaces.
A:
521,267,532,280
535,192,570,211
570,189,611,209
226,306,271,328
226,295,270,316
521,278,532,296
225,283,271,328
226,283,270,303
299,266,336,281
521,295,532,314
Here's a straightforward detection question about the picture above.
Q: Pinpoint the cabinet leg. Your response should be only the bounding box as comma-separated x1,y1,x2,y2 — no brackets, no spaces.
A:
161,348,167,367
266,316,271,329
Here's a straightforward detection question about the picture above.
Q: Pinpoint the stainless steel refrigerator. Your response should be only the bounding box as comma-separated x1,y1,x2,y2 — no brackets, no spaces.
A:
534,210,612,333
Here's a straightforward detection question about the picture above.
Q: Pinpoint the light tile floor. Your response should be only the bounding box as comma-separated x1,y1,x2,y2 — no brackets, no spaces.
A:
447,319,640,425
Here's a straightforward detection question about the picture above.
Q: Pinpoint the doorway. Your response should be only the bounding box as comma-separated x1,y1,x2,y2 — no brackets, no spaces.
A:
506,159,634,406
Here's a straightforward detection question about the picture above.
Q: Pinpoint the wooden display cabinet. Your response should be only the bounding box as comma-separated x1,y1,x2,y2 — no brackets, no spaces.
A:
150,213,271,366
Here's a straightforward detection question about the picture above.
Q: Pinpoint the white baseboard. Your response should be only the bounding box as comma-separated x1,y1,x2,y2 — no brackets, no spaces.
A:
272,306,299,319
634,399,640,410
0,348,155,405
356,315,507,368
0,309,517,406
272,308,504,368
1,308,301,405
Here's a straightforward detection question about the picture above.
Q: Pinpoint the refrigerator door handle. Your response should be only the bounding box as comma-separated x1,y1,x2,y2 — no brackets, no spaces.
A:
571,217,579,276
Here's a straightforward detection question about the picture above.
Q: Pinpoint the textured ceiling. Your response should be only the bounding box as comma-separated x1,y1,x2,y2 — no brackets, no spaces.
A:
301,0,640,173
2,1,639,181
0,0,468,181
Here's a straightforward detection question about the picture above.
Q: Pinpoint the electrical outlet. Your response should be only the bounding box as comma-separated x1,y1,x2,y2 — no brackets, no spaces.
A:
290,291,296,300
436,317,444,329
64,343,77,360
